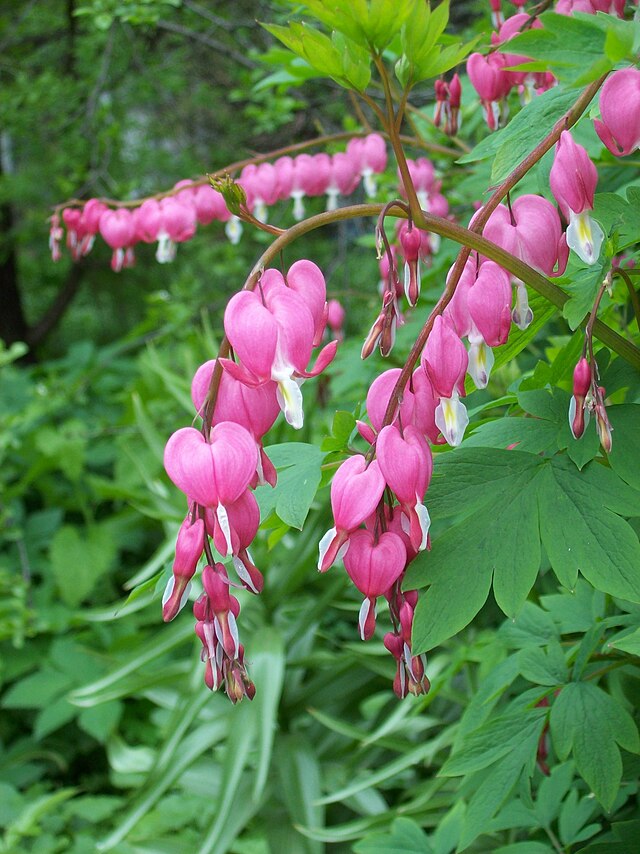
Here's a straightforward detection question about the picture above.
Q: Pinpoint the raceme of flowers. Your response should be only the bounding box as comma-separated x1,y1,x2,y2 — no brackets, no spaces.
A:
162,260,339,701
48,134,390,272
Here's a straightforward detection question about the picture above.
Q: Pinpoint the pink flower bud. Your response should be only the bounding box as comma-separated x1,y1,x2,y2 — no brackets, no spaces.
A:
434,79,448,127
422,315,468,399
327,299,345,337
594,67,640,158
162,516,205,622
594,386,613,453
573,357,591,398
361,291,400,359
400,224,423,306
449,73,462,109
550,131,598,218
202,563,239,659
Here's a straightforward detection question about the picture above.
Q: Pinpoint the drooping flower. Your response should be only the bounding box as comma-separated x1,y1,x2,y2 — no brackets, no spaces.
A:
99,208,136,272
422,315,469,446
162,516,205,622
594,67,640,157
207,489,264,594
191,359,280,487
482,194,569,276
549,130,603,265
318,454,386,572
466,52,512,130
343,529,407,639
222,268,337,429
376,424,433,551
326,299,346,340
163,423,257,519
466,261,512,388
568,356,592,440
399,223,423,306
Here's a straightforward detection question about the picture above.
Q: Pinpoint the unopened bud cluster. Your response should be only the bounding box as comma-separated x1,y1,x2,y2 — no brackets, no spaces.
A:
569,356,613,453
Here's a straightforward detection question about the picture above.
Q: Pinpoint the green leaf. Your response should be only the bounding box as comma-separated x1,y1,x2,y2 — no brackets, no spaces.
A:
262,21,370,91
538,457,640,600
558,788,598,847
411,445,640,652
441,708,546,776
560,261,608,330
499,602,558,649
457,656,520,739
353,817,434,854
316,731,450,804
33,697,78,739
275,735,324,854
550,682,640,809
593,192,640,252
78,701,123,742
489,86,579,183
534,761,575,827
498,12,611,84
608,405,640,491
494,844,554,854
540,581,605,634
464,417,559,455
2,669,72,709
408,449,544,652
255,443,324,529
50,523,116,607
3,788,78,852
459,726,541,849
251,628,286,800
608,626,640,656
518,641,567,686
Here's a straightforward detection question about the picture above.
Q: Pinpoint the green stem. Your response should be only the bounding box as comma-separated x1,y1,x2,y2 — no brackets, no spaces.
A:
373,53,423,232
616,266,640,330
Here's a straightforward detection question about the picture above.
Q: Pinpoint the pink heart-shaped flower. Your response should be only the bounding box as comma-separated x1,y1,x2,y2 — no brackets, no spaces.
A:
343,529,407,598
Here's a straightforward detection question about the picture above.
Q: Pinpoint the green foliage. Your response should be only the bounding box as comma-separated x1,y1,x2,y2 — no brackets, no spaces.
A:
498,11,638,84
262,21,372,91
550,682,639,809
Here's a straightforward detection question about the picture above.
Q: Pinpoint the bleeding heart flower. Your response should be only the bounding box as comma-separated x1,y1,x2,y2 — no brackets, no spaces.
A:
164,422,257,510
594,67,640,157
343,529,407,639
376,424,432,551
318,455,386,572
